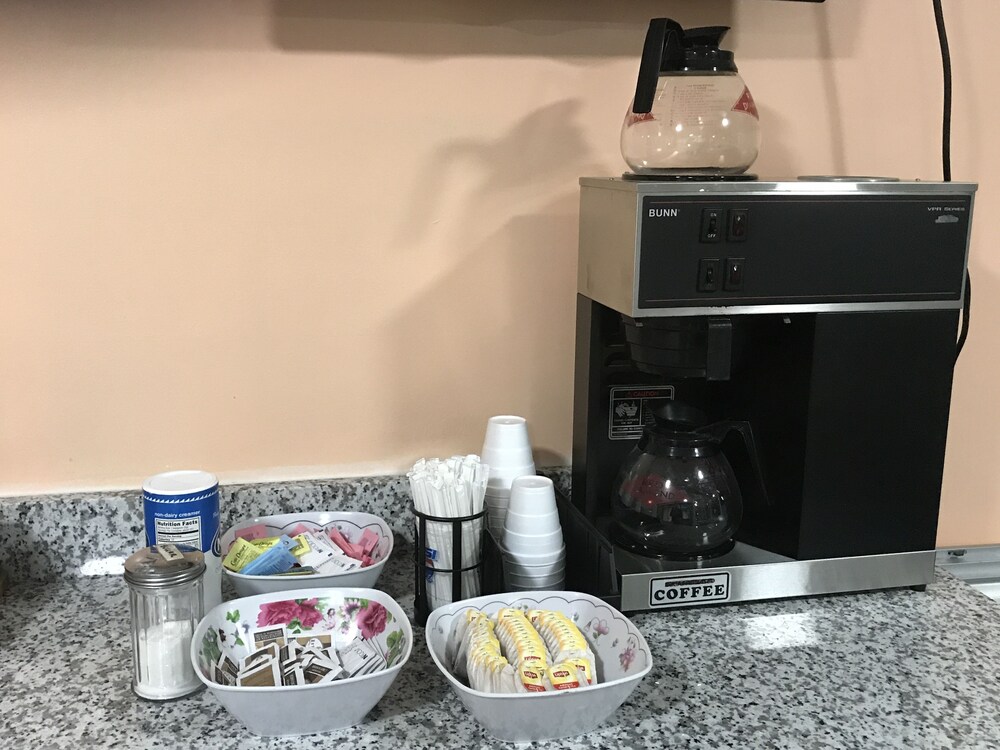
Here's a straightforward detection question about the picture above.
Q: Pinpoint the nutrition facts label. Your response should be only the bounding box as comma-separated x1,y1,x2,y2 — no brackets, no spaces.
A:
153,517,202,549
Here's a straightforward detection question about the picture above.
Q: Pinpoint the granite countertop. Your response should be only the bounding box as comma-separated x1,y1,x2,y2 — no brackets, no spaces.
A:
5,538,1000,749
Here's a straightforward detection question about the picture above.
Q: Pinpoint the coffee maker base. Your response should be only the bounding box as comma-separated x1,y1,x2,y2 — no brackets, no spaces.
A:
616,547,937,612
556,490,938,613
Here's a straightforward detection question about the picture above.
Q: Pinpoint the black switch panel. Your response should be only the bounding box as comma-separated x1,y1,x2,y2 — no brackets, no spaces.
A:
728,209,748,241
700,209,722,242
698,258,721,292
636,193,972,310
724,257,745,291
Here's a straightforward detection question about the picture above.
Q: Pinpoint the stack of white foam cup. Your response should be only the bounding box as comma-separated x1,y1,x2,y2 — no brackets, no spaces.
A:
502,475,565,590
481,416,537,539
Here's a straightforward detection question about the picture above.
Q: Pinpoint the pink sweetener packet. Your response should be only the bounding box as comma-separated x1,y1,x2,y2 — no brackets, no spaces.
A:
235,524,270,542
361,555,373,568
288,523,315,537
328,528,364,560
359,529,379,555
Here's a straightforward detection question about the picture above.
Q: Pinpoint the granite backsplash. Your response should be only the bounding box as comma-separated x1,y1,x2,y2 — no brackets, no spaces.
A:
0,468,570,584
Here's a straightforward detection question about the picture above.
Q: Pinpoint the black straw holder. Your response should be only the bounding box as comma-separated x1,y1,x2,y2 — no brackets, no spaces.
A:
413,506,487,626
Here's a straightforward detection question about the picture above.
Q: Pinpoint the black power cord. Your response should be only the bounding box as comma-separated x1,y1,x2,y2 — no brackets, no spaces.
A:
933,0,972,360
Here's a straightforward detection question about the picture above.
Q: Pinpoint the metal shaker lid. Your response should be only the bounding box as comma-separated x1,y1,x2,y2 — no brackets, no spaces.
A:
124,544,205,589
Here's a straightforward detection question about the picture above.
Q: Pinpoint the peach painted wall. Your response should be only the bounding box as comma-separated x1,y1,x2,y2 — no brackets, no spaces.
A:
1,1,997,545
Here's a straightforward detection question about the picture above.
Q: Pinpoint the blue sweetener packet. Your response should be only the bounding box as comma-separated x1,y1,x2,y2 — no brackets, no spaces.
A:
241,535,298,576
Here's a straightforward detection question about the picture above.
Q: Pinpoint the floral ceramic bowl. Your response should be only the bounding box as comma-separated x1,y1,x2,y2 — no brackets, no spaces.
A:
220,512,393,597
425,591,652,743
191,587,412,737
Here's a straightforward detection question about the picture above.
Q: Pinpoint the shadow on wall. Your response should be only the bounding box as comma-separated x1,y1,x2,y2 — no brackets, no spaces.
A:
381,101,598,464
268,0,737,56
813,2,847,175
754,105,801,176
15,1,855,61
383,191,579,464
393,99,600,248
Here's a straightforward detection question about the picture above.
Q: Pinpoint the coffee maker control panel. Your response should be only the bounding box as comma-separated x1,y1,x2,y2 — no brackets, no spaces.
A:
577,179,977,317
642,194,970,309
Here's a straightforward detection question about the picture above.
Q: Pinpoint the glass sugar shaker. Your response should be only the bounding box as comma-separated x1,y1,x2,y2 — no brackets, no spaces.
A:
124,543,206,700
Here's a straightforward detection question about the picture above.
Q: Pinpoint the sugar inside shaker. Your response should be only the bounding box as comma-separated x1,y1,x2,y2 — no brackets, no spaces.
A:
124,543,206,700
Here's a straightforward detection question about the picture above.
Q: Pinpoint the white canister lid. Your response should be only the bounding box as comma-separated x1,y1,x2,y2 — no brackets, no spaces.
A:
142,470,218,495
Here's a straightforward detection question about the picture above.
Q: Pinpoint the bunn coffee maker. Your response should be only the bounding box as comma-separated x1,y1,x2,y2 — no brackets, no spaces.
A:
561,177,976,611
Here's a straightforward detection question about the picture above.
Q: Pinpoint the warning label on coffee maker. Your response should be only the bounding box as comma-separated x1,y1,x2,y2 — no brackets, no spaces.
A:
608,385,675,440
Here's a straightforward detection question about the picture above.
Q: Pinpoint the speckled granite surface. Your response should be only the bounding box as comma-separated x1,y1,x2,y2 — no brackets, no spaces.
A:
0,470,571,584
3,547,1000,748
3,473,1000,748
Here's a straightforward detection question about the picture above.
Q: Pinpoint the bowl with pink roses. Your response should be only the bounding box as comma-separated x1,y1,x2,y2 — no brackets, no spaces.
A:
191,587,411,736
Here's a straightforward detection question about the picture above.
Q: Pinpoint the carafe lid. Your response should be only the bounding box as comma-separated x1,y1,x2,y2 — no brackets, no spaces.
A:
124,544,205,589
633,19,739,115
645,401,719,455
666,26,737,73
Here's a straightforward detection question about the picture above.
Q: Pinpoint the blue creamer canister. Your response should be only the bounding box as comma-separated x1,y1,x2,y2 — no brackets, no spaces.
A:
142,470,221,611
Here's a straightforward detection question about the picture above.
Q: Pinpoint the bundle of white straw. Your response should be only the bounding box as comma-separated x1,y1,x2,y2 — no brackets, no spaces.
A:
408,455,489,608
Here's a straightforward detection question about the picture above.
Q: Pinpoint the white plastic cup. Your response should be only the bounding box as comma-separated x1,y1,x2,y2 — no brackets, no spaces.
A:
506,571,565,586
482,416,535,472
486,492,509,510
502,544,566,567
507,476,557,516
504,555,566,573
503,509,560,537
502,528,563,553
483,415,532,452
487,519,505,540
507,577,564,591
504,563,566,582
486,465,535,492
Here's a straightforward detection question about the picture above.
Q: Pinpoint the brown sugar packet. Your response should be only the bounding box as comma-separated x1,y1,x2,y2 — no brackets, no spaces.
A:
303,660,344,684
291,632,334,650
237,659,280,687
281,665,305,686
251,626,287,651
241,642,280,672
213,655,239,685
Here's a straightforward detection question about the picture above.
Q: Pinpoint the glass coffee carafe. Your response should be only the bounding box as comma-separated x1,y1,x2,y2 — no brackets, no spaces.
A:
612,401,766,559
621,18,760,175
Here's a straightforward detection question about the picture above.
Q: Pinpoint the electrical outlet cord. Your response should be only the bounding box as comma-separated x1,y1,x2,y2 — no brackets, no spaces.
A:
933,0,972,360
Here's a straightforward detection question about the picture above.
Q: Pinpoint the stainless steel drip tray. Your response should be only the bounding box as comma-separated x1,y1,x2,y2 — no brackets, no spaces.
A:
615,545,936,612
614,541,794,575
